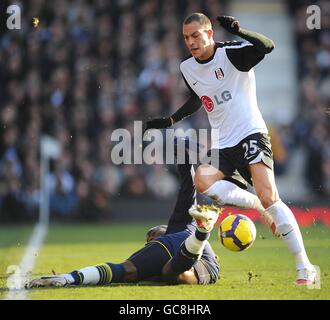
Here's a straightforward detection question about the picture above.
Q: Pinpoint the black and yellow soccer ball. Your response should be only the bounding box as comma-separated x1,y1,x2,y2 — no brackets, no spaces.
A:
218,214,256,252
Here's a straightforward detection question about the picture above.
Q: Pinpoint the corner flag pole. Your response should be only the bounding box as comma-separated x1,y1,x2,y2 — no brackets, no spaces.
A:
39,135,61,225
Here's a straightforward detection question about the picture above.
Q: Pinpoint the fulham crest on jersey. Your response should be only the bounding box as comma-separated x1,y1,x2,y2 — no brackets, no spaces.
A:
214,67,224,80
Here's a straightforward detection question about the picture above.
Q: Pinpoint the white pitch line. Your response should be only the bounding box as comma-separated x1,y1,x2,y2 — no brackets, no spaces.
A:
6,222,48,300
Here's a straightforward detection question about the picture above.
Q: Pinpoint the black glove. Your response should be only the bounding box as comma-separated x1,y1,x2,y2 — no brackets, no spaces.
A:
216,16,240,35
143,117,172,133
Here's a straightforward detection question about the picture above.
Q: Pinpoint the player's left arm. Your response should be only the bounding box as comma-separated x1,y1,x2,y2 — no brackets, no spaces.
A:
217,16,275,71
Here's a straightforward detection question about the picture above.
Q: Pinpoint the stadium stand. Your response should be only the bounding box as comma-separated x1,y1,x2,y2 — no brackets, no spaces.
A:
0,0,328,223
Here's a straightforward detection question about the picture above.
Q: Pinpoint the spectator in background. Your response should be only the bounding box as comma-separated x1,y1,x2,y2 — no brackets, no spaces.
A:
289,0,330,200
47,155,78,219
146,164,178,198
268,126,288,175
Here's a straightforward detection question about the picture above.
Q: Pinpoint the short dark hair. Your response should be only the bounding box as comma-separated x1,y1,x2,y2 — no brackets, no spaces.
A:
183,12,212,29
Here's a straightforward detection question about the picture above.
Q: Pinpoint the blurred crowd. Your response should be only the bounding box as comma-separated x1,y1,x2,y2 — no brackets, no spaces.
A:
288,0,330,199
0,0,328,223
0,0,227,222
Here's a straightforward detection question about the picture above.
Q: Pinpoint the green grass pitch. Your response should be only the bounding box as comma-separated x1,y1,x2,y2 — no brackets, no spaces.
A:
1,223,329,300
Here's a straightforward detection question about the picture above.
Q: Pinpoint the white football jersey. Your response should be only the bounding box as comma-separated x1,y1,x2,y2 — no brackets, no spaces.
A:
180,41,268,149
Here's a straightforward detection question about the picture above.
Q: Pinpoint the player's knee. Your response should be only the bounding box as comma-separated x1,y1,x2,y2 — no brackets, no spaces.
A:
195,165,221,193
162,269,197,285
176,270,198,285
194,174,206,193
257,188,279,209
162,262,197,285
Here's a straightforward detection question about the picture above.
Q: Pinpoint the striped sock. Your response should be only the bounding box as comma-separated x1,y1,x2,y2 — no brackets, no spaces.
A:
70,270,85,285
69,263,125,285
95,264,113,285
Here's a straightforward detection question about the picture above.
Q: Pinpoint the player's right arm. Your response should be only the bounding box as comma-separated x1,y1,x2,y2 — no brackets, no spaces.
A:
144,75,201,132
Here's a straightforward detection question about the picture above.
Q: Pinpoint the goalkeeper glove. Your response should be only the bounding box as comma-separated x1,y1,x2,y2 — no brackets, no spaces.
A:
144,117,173,133
216,16,241,35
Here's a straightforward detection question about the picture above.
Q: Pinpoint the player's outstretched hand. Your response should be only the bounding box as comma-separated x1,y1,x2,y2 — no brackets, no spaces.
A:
143,117,172,134
216,16,240,35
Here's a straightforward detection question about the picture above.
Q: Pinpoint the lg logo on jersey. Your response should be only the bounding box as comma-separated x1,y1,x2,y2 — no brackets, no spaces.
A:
201,90,232,112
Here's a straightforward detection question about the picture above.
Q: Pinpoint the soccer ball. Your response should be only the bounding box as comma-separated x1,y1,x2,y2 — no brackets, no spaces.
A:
218,214,256,252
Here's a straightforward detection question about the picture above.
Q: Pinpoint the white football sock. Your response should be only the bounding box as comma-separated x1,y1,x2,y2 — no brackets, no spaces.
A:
185,234,207,256
203,180,264,212
266,200,312,270
74,266,100,285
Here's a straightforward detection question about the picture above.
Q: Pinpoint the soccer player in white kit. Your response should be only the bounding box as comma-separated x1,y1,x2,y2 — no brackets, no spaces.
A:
145,13,317,285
